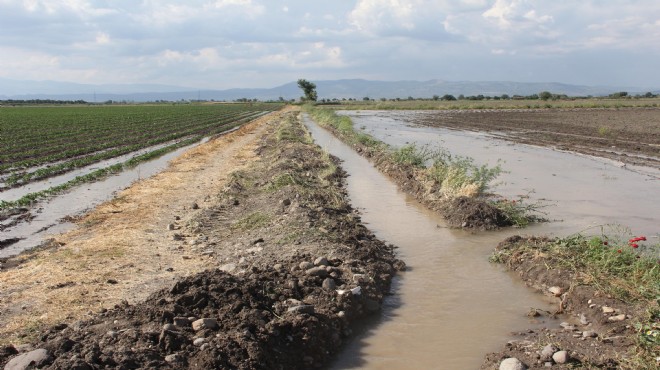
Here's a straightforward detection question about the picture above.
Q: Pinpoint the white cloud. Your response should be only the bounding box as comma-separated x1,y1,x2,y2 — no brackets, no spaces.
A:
1,1,660,88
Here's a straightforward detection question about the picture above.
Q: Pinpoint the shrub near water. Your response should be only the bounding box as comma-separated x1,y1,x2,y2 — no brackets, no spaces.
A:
307,107,501,199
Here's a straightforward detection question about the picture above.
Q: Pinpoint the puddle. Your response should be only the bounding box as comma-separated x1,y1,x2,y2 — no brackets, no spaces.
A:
303,115,559,369
339,110,660,239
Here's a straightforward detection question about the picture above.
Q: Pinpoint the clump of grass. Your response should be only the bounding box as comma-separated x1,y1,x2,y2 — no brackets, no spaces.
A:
231,212,270,231
427,153,502,198
276,115,312,144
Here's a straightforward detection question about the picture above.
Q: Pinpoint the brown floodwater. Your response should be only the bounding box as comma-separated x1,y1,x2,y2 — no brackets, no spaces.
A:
338,110,660,238
304,114,560,369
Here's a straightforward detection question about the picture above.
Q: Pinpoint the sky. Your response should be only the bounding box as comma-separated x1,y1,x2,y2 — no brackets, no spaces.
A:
1,0,660,90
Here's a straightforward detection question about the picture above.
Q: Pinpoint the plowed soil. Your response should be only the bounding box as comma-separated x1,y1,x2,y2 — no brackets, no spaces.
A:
415,108,660,170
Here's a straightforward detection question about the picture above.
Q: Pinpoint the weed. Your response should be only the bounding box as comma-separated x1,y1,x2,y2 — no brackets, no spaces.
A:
231,212,270,231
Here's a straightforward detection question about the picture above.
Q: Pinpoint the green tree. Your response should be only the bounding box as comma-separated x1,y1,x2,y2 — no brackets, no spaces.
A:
297,79,318,102
539,91,552,101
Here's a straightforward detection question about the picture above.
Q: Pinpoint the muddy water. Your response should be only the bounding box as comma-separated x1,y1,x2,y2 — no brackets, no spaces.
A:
303,115,558,369
339,110,660,239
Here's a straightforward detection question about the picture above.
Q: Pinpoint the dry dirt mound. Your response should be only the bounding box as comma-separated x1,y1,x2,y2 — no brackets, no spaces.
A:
0,110,404,369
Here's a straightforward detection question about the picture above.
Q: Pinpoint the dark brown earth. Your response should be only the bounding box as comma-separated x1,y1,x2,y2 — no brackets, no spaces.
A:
481,236,653,370
0,111,404,369
414,108,660,171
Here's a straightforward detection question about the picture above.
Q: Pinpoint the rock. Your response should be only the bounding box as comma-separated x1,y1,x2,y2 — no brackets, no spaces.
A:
579,313,589,325
287,305,315,315
499,357,526,370
540,344,557,360
162,323,177,331
193,338,207,346
192,318,218,331
548,286,563,296
314,257,329,266
552,350,569,364
322,278,336,291
305,267,328,277
167,223,176,230
350,286,362,295
582,330,597,338
106,279,118,285
280,199,291,206
273,263,283,270
164,354,181,363
173,317,190,327
560,322,575,331
352,274,368,284
602,306,615,314
4,348,49,370
172,233,183,241
191,202,199,209
299,261,314,270
608,314,626,322
219,263,236,272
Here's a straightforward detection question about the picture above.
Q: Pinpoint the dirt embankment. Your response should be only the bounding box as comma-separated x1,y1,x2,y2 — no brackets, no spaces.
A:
0,109,403,369
414,108,660,171
306,112,510,230
482,236,658,369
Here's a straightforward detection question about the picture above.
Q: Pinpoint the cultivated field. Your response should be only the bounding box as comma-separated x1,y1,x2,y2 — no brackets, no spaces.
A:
0,103,281,208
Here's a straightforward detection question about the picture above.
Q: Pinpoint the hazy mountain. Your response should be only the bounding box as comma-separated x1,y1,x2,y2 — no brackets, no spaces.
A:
0,78,654,102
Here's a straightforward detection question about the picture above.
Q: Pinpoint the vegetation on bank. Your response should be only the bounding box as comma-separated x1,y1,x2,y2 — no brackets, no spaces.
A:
304,106,538,227
491,233,660,368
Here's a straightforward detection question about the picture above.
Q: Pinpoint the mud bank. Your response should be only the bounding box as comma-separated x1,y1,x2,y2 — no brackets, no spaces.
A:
304,110,514,230
0,110,403,369
483,236,659,369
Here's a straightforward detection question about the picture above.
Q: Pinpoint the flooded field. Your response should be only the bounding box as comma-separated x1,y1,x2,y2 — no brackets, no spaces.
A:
305,110,659,368
339,110,660,238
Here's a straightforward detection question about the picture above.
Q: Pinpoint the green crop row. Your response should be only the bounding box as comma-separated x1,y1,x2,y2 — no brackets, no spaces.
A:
0,104,279,187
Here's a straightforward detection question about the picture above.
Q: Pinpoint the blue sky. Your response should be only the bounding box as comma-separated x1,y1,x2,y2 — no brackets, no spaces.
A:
1,0,659,89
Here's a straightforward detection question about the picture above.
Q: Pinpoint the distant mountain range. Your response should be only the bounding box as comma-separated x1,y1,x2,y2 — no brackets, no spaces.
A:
1,78,657,102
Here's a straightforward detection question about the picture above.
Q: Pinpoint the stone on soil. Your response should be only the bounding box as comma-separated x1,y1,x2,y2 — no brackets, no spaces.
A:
499,357,526,370
552,350,569,364
608,314,626,322
4,348,49,370
314,257,329,266
322,278,336,290
540,344,557,360
192,318,218,331
305,267,328,277
548,286,563,296
287,305,315,314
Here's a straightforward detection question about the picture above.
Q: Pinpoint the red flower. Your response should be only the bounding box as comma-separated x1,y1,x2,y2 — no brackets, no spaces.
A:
603,241,608,246
617,249,622,253
631,243,639,248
